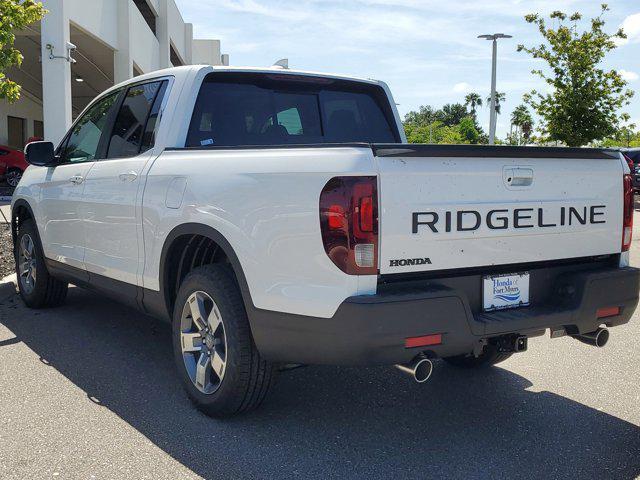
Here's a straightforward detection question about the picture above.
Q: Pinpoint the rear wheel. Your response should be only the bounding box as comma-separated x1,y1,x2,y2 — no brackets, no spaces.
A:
172,264,275,417
443,345,512,368
6,168,22,187
15,219,68,308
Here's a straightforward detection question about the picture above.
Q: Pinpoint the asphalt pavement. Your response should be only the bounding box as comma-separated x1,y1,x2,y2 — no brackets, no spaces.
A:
1,216,640,479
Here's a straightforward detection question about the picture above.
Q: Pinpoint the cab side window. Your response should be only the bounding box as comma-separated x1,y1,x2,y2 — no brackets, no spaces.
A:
106,81,166,159
59,92,119,163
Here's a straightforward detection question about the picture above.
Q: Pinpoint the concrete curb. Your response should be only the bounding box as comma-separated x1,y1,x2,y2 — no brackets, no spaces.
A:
0,273,17,302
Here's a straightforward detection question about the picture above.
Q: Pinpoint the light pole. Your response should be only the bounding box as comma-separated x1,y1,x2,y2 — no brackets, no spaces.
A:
478,33,512,144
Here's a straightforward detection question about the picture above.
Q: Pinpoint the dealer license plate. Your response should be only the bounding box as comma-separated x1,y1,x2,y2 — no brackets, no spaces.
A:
483,272,530,312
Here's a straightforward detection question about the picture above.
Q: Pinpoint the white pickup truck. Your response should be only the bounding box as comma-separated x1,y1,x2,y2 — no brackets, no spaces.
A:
11,65,640,417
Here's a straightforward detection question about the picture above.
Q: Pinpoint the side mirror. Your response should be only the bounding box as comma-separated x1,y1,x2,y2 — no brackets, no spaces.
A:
24,141,57,167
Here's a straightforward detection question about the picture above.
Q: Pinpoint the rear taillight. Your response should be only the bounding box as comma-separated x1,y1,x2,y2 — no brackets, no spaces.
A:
319,176,378,275
622,173,633,252
624,153,634,171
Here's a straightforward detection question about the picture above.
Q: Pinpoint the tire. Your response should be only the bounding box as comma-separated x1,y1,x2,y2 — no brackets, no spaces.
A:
443,345,512,368
14,219,68,308
172,264,275,418
6,168,23,188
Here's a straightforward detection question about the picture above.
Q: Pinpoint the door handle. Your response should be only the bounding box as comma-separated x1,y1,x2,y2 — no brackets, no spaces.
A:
119,171,138,182
69,175,84,185
504,167,533,187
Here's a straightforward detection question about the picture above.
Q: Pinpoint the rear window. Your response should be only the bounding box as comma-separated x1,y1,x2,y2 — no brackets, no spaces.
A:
186,73,399,147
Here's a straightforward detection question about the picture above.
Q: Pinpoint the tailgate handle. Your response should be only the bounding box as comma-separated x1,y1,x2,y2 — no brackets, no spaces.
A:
504,167,533,187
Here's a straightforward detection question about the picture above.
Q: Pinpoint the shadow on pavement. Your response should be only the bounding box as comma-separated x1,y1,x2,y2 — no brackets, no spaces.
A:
1,287,639,479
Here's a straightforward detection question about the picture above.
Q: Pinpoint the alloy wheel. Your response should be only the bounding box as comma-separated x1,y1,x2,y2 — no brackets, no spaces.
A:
6,170,21,188
180,291,227,394
18,233,37,294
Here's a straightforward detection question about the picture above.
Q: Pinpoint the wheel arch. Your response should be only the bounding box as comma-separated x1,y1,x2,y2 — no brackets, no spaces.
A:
10,199,38,255
154,222,255,323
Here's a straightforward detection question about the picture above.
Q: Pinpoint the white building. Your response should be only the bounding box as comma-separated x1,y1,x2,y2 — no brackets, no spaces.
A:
0,0,229,147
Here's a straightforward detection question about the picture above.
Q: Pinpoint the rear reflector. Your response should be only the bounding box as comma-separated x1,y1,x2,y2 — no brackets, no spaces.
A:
597,306,620,319
354,243,375,268
405,334,442,348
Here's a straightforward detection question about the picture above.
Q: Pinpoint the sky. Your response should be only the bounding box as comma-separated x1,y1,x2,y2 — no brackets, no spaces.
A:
175,0,640,139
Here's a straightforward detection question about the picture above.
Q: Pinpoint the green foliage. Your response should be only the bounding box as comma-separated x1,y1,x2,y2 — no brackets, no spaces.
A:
598,125,640,148
0,0,47,103
403,103,470,128
403,105,438,126
517,4,634,146
458,117,480,144
404,116,481,145
403,99,490,145
439,103,469,126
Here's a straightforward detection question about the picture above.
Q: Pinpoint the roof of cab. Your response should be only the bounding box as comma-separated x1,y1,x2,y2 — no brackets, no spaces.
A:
106,64,382,95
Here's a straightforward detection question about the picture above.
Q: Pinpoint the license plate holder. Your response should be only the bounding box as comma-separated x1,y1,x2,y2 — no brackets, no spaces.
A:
483,272,530,312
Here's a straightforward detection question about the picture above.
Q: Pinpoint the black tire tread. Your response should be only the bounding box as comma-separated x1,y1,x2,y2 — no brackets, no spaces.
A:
174,264,275,417
15,219,68,308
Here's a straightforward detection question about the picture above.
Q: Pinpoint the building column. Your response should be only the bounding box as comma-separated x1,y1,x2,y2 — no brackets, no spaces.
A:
114,0,133,83
40,0,72,145
157,0,171,69
184,23,193,64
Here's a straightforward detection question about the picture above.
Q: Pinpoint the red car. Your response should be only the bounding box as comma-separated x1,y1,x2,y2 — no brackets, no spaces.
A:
0,144,29,187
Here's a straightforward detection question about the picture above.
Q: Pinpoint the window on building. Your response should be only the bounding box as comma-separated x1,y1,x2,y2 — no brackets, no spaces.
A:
34,120,44,140
107,81,164,158
7,116,26,148
170,44,184,67
59,92,119,163
133,0,156,35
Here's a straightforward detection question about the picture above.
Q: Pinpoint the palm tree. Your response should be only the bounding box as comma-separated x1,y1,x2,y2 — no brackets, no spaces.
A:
464,92,483,117
486,92,506,115
510,104,534,145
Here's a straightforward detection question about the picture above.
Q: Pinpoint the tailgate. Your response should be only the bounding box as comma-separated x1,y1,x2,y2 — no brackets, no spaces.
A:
374,145,624,275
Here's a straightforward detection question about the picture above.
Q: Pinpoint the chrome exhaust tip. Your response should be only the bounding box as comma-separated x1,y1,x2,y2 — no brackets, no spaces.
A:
395,357,433,383
572,327,609,348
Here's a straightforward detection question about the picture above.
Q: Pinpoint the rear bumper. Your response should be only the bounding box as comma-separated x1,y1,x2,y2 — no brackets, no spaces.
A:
249,265,640,365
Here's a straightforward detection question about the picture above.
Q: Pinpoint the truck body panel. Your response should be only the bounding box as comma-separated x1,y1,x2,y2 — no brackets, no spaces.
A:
375,150,624,274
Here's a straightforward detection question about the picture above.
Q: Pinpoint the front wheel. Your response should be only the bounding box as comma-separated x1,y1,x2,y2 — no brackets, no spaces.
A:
15,219,68,308
172,264,275,418
443,345,512,368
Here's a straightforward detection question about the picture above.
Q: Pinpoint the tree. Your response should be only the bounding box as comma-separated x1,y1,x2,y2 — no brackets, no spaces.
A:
517,4,634,146
404,117,480,145
486,92,506,115
438,103,469,126
458,117,480,144
464,92,483,117
404,105,438,126
599,124,640,148
509,104,534,145
403,103,485,144
0,0,47,103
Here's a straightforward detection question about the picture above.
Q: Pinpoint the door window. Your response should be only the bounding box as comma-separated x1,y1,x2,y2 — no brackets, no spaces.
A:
59,92,119,163
106,81,164,158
